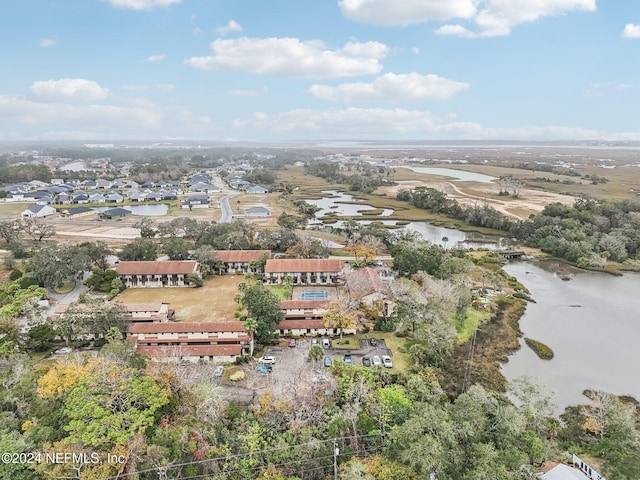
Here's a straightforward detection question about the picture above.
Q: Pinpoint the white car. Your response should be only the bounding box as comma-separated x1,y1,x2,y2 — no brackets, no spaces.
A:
372,355,382,367
213,366,224,377
259,355,276,365
382,355,393,368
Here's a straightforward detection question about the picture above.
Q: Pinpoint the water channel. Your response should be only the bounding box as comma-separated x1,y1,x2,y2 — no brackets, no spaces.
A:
306,190,639,409
501,261,640,412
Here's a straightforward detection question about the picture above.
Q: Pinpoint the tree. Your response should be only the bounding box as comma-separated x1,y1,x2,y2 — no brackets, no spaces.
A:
133,217,157,238
241,284,283,345
64,365,169,449
77,241,111,270
187,272,203,287
119,238,158,261
20,217,55,242
29,243,90,289
243,317,258,357
308,344,324,367
162,237,191,260
0,219,21,244
323,299,358,341
84,267,118,292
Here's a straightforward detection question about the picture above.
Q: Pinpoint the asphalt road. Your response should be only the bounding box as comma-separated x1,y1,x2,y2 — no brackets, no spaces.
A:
219,192,239,223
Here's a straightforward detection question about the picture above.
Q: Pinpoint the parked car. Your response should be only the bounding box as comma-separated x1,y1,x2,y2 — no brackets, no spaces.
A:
372,355,382,367
362,356,371,367
213,366,224,377
344,354,352,366
259,355,276,364
289,338,296,348
382,355,393,368
257,364,272,373
324,356,332,367
369,338,378,347
322,338,331,349
311,338,319,345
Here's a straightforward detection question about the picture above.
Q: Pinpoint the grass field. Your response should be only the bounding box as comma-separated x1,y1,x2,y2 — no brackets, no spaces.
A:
115,274,243,322
456,307,493,344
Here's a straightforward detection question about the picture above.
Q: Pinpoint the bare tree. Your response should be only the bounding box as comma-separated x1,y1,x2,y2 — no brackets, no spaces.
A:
20,218,55,242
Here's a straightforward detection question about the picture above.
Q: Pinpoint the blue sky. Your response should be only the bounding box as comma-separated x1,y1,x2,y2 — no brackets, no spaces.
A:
1,0,639,142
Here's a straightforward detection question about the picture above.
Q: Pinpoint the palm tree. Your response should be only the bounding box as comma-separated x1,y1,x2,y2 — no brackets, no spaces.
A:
308,344,324,368
243,317,258,357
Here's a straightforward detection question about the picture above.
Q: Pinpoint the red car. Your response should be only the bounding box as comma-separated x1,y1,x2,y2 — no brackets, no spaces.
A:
288,338,296,348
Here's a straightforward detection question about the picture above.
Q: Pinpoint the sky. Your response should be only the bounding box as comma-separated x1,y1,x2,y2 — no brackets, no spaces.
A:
1,0,639,142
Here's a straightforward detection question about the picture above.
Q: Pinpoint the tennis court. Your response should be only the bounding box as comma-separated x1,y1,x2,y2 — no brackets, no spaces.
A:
300,290,329,300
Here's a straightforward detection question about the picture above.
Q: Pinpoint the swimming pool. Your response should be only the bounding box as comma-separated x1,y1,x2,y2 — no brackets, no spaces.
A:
301,291,328,300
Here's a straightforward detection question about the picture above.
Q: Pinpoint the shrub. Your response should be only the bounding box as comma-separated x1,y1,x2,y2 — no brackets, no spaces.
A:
230,371,245,381
233,355,251,365
19,276,40,289
93,338,107,348
9,269,23,281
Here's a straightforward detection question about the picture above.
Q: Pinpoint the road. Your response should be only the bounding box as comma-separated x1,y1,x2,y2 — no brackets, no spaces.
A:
219,192,239,223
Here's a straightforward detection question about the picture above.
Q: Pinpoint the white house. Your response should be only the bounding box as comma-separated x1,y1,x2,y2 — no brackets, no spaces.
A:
21,204,56,218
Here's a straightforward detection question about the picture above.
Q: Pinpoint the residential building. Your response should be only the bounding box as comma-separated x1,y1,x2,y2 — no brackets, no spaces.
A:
21,204,56,218
346,267,394,316
99,207,132,219
213,250,271,274
116,260,200,288
59,206,96,218
181,194,210,209
264,258,344,285
127,321,249,362
244,206,271,217
121,302,172,323
245,184,269,194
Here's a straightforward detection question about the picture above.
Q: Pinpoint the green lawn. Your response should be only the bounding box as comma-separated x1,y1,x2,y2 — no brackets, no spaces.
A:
456,307,492,344
267,285,292,300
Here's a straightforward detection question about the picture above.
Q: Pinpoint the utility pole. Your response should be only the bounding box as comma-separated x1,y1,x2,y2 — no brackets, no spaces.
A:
333,439,339,480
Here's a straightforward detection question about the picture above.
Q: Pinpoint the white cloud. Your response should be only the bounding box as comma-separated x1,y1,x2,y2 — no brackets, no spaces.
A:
338,0,477,26
145,54,166,62
122,84,149,91
217,19,243,36
156,83,174,91
340,0,596,37
231,107,640,141
440,0,597,38
192,27,203,35
101,0,183,10
39,38,56,47
0,94,214,139
30,79,109,102
308,72,469,102
185,37,389,78
435,24,477,39
411,47,420,56
228,87,269,97
622,23,640,39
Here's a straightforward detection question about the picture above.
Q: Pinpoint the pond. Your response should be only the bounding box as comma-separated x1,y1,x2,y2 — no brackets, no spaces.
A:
400,166,497,183
305,191,394,217
502,261,640,412
95,204,169,216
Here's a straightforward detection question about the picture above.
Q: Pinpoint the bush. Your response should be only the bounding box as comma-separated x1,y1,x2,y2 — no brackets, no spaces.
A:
230,371,245,381
9,269,23,281
19,276,40,289
93,338,107,348
72,340,91,348
233,355,251,365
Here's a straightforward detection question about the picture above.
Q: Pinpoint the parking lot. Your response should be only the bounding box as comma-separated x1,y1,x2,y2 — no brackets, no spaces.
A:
244,337,393,399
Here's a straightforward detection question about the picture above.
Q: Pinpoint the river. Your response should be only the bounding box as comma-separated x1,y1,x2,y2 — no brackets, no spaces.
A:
501,261,640,411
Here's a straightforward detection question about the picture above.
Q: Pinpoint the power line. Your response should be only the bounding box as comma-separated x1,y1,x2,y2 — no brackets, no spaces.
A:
91,433,384,480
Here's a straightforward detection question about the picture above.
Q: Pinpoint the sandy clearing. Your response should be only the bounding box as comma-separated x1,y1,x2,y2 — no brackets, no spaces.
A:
379,180,575,220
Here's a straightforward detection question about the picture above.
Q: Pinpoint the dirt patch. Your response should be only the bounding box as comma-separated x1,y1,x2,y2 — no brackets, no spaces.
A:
115,275,244,322
378,178,574,221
